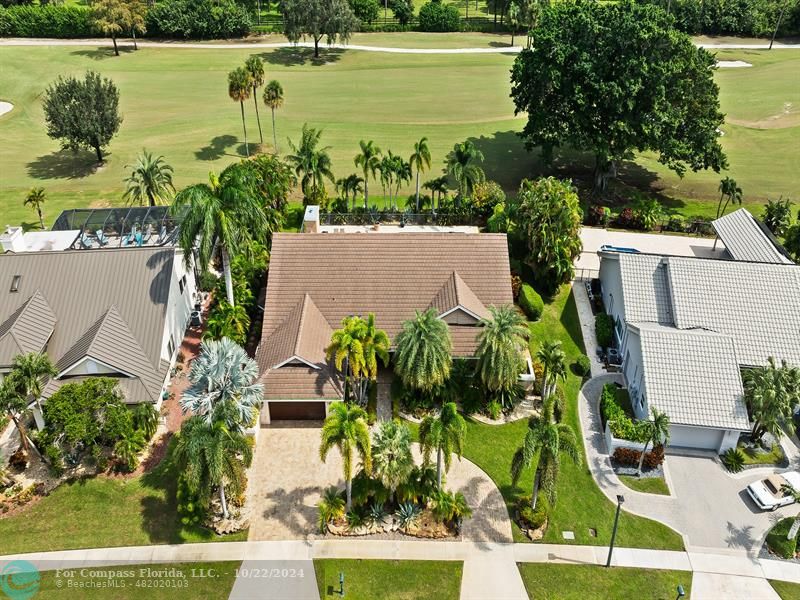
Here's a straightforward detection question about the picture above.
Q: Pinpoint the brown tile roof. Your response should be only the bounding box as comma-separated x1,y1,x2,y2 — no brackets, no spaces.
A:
429,271,490,320
257,232,512,399
261,366,343,400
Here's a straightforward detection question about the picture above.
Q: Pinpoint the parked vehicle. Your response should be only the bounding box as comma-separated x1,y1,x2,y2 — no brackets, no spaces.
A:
747,472,800,511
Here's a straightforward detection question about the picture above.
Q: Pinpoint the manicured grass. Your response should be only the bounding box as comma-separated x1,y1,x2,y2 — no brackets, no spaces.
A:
0,444,248,554
619,475,671,496
766,517,798,559
37,562,241,599
517,564,693,600
770,579,800,600
457,285,684,550
0,46,796,227
741,442,786,465
314,559,462,600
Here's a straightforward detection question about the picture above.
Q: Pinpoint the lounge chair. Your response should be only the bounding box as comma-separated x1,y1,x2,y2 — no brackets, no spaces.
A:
79,234,92,249
142,228,152,244
156,226,167,244
120,234,131,247
135,232,143,246
96,229,109,246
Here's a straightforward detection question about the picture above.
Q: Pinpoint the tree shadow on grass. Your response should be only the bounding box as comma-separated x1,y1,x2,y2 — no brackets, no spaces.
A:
70,46,136,60
194,135,239,161
257,47,346,67
26,149,100,180
560,289,587,354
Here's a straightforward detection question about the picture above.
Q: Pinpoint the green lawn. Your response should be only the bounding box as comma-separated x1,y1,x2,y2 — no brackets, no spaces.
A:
619,475,671,496
770,579,800,600
37,562,240,599
517,564,693,600
0,444,247,554
0,45,797,227
741,442,786,465
314,559,463,600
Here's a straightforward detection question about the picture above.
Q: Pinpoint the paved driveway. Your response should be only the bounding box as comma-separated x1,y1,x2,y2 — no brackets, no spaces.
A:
247,423,512,543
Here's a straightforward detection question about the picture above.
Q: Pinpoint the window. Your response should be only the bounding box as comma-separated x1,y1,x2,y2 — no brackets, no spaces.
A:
167,337,175,358
10,275,21,292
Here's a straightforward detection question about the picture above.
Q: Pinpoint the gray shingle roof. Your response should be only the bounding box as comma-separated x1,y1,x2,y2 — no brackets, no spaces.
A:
0,290,56,365
712,208,792,264
616,253,800,367
634,323,749,431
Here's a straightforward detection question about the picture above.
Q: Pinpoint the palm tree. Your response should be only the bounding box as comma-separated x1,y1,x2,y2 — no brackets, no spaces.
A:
372,420,414,503
173,164,272,306
419,402,466,489
446,140,485,203
393,308,452,395
320,401,372,511
174,414,253,519
637,408,670,475
0,375,33,454
744,357,800,443
262,80,284,152
475,305,530,394
203,302,251,345
507,0,521,46
24,187,46,229
286,124,335,203
394,157,412,209
326,314,390,406
114,429,145,472
228,67,253,157
180,337,263,432
123,150,175,207
354,140,382,209
536,340,566,402
244,57,265,145
423,176,449,210
11,352,57,419
511,398,581,510
716,176,743,219
410,137,432,212
336,174,364,211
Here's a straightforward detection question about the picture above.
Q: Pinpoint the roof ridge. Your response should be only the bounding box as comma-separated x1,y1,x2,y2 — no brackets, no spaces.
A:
294,294,312,357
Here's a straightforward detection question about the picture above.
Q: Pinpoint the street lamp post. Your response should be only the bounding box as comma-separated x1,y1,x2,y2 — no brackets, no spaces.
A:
338,572,345,597
605,495,625,568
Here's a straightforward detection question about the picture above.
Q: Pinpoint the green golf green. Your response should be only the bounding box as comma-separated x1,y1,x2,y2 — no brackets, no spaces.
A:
0,42,796,227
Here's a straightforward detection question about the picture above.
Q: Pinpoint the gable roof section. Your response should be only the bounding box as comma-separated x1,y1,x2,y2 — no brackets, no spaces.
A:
429,271,489,321
634,323,749,431
0,290,57,366
712,208,793,264
257,294,333,370
616,254,674,325
55,305,164,402
664,256,800,367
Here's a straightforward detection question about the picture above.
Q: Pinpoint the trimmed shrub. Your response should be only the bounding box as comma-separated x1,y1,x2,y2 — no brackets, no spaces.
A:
587,205,611,227
146,0,251,39
519,284,544,320
615,207,637,229
44,444,64,477
573,354,591,377
601,384,649,442
595,313,614,348
418,0,460,31
517,495,550,530
766,518,799,559
349,0,380,24
612,445,665,468
0,5,95,38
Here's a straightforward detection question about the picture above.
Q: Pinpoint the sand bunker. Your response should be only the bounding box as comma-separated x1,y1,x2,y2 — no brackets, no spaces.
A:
0,101,13,117
717,60,752,68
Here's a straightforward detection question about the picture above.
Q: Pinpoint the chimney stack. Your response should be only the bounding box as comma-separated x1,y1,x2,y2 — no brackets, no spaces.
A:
302,205,320,234
0,226,26,253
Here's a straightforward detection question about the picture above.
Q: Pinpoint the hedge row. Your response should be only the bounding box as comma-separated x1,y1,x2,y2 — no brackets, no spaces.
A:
600,384,650,443
519,283,544,321
0,5,96,38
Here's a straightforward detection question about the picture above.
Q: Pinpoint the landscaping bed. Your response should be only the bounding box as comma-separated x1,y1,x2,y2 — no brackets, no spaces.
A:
763,517,800,560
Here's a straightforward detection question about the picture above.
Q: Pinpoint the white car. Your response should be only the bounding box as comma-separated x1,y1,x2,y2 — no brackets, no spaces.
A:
747,472,800,511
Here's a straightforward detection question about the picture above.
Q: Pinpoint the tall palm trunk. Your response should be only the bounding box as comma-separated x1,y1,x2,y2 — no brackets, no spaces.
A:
637,440,651,475
219,484,229,519
12,415,30,453
346,477,353,512
364,178,369,210
221,245,235,306
252,87,264,145
239,100,249,157
415,169,421,212
531,468,541,510
270,107,278,152
37,208,44,230
436,448,443,489
111,35,119,57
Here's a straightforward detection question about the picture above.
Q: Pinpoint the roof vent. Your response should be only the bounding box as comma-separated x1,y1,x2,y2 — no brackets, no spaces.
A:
10,275,21,292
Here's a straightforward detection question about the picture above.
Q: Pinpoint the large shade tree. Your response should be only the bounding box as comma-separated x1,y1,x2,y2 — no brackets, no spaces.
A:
173,163,274,306
475,305,530,395
320,402,372,511
744,357,800,443
180,337,263,432
419,402,466,489
371,420,414,502
514,177,583,292
326,314,390,406
123,150,175,207
511,397,581,510
510,1,727,192
393,308,453,395
280,0,359,58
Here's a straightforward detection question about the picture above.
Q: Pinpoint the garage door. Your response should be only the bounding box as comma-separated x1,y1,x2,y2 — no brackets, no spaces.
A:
669,425,724,451
268,401,326,421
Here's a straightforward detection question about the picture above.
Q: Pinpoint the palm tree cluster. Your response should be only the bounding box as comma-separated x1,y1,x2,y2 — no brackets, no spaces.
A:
287,123,335,204
227,57,284,156
745,357,800,444
176,337,263,519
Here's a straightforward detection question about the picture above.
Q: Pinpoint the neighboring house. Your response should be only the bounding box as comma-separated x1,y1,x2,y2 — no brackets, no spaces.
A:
255,227,514,424
0,219,196,428
712,207,794,264
598,246,800,453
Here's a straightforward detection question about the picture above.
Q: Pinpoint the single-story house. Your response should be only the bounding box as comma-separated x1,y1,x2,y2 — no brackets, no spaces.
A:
598,242,800,452
0,222,196,427
255,227,514,423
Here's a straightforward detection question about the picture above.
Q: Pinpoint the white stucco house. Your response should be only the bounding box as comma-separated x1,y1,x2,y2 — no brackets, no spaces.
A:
598,209,800,453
